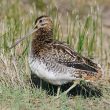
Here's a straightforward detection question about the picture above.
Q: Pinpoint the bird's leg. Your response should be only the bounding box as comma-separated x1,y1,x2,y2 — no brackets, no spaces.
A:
57,86,61,97
63,80,80,94
40,79,42,92
53,81,80,100
54,80,80,99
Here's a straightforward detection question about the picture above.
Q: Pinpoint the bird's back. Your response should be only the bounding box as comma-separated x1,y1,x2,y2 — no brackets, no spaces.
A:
29,40,103,85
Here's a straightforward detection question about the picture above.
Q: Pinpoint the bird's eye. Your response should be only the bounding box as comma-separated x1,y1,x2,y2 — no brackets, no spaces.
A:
39,19,43,23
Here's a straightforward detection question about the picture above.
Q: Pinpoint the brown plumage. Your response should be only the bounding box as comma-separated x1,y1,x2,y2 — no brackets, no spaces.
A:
28,15,102,86
10,15,103,95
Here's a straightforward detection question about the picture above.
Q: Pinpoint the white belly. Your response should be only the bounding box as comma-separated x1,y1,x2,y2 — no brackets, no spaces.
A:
28,57,75,85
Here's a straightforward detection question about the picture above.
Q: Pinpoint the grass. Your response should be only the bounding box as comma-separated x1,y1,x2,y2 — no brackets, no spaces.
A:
0,0,110,110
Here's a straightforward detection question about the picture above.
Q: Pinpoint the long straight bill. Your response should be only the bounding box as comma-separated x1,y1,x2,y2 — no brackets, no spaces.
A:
9,28,37,49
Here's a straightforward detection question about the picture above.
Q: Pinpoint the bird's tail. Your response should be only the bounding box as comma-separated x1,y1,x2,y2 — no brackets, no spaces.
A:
85,64,103,82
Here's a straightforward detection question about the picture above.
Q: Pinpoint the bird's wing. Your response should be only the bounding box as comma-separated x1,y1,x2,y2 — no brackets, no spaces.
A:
52,41,101,73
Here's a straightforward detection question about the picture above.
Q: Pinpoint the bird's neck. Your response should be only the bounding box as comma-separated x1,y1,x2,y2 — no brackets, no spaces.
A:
31,28,53,56
33,28,53,43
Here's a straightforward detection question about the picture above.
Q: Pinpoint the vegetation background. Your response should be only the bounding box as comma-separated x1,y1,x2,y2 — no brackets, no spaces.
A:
0,0,110,110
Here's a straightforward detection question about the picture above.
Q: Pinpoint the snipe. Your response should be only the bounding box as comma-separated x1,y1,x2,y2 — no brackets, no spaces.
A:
10,15,103,97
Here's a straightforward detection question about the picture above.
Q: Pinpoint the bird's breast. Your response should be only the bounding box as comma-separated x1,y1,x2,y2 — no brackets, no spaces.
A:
28,55,76,85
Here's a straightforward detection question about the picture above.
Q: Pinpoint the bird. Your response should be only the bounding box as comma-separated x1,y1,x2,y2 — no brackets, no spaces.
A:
10,15,103,97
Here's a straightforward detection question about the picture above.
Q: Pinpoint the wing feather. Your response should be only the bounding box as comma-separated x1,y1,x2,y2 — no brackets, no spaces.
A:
52,42,100,73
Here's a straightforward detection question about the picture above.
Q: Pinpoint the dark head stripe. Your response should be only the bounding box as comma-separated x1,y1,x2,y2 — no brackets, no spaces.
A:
35,15,48,24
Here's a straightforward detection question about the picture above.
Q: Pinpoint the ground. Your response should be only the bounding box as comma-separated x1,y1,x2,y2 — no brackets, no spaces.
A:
0,0,110,110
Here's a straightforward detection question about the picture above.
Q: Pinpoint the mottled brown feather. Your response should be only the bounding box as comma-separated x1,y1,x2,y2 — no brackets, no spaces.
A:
31,16,102,82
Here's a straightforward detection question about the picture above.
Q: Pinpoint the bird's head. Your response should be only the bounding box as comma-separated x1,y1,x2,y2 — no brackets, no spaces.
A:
34,15,53,31
9,15,53,49
33,15,53,40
